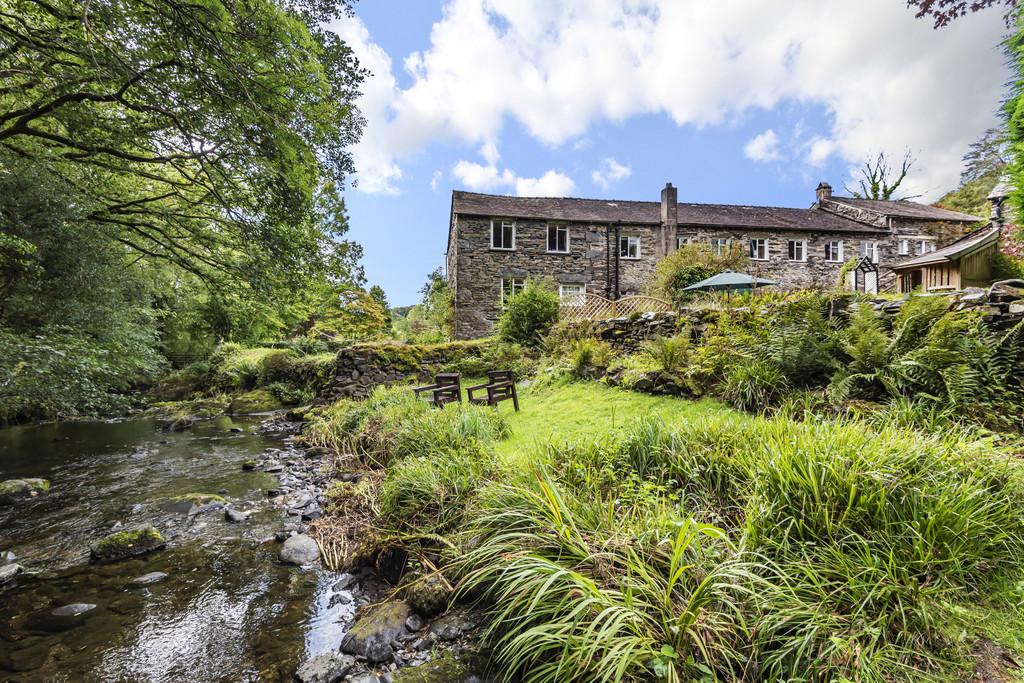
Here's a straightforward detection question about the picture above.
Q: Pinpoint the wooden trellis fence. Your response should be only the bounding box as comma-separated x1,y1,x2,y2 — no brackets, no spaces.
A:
560,293,673,322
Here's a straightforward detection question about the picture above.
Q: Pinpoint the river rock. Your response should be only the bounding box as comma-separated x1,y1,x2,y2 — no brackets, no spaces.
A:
0,478,50,504
428,610,479,642
294,651,355,683
24,603,97,633
0,550,15,565
279,534,320,566
89,525,166,564
224,508,248,524
0,562,23,585
328,590,353,608
331,573,355,591
341,600,411,663
128,572,168,588
404,574,450,619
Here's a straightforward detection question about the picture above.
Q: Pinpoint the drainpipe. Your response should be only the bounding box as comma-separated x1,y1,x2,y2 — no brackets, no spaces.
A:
613,222,621,300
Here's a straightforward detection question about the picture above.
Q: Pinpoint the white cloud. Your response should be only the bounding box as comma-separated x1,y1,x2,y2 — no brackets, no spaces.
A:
744,130,781,162
430,170,443,190
452,159,515,190
805,137,838,167
591,157,632,189
452,147,575,196
516,170,576,196
333,1,1009,200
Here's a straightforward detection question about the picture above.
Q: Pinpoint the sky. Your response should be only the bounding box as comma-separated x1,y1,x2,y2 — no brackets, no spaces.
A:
333,1,1011,306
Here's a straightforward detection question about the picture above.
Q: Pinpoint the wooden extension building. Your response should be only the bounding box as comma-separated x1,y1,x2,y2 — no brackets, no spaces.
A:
892,224,1001,294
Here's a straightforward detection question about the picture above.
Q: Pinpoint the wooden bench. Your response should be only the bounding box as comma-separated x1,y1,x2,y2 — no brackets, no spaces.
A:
466,370,520,412
413,373,462,407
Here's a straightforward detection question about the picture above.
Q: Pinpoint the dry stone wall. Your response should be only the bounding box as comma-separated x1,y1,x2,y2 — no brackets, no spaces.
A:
316,340,489,403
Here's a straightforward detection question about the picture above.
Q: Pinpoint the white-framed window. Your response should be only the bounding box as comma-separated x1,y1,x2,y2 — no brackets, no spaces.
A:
500,277,525,305
787,239,807,262
898,239,910,256
825,240,844,263
676,235,695,249
546,224,568,253
860,240,878,263
558,283,586,306
619,235,641,259
710,237,731,256
917,239,935,255
749,238,769,261
490,219,515,250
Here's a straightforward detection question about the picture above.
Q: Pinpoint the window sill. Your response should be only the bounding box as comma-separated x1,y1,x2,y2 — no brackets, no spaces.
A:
489,247,515,252
620,256,641,261
545,250,570,255
825,260,843,264
788,259,807,263
750,257,769,262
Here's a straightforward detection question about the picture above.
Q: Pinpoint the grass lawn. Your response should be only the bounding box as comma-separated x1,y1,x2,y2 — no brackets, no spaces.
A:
493,379,747,465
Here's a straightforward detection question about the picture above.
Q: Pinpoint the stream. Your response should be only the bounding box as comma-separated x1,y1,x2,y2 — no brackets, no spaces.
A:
0,416,348,682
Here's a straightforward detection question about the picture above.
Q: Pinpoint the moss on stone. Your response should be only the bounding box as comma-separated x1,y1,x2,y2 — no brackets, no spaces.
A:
228,389,282,414
390,652,469,682
90,525,166,563
0,478,50,503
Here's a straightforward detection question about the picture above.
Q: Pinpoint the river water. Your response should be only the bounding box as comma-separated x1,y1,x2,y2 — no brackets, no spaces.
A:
0,416,345,682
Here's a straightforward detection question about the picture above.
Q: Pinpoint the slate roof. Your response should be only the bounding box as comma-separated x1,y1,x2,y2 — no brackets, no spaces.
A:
451,191,888,234
827,197,984,222
891,224,1000,270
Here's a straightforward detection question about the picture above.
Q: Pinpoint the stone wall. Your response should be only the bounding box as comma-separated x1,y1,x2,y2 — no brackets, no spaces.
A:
577,282,1024,355
316,340,489,403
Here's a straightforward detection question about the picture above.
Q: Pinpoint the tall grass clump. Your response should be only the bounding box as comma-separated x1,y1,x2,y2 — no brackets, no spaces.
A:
455,411,1024,681
305,383,508,466
459,470,762,683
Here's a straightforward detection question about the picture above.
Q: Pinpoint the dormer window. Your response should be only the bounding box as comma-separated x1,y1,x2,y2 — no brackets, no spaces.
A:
491,219,515,250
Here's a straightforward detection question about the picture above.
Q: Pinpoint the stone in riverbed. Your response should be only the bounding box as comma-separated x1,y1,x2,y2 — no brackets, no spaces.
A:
224,508,248,524
341,600,411,663
0,562,23,585
0,478,50,504
89,525,166,564
279,534,320,566
128,571,168,588
294,651,355,683
25,603,97,633
428,610,480,642
0,550,16,565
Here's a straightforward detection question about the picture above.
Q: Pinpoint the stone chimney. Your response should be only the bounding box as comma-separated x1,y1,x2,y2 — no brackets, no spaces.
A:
660,182,678,257
815,181,832,203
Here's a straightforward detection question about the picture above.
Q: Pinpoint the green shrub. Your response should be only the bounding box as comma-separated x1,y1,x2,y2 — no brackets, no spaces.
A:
497,280,560,346
651,241,748,307
258,348,299,385
640,334,691,378
567,338,613,378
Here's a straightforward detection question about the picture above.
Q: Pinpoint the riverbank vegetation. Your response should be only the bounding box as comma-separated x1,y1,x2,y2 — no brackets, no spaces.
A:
303,377,1024,682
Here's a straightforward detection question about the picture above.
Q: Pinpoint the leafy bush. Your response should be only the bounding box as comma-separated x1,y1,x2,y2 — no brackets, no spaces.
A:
640,334,691,378
0,326,164,423
497,280,560,346
651,241,748,307
567,338,614,378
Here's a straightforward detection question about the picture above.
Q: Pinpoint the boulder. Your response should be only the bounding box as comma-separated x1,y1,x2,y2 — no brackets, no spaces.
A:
26,603,96,632
429,610,480,642
128,572,168,588
989,279,1024,303
89,525,166,564
224,508,248,524
0,562,23,585
404,574,450,619
279,534,320,566
0,550,16,565
341,600,411,663
294,651,355,683
0,478,50,504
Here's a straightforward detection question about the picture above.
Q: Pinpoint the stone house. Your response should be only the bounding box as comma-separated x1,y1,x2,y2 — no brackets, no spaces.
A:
446,182,984,339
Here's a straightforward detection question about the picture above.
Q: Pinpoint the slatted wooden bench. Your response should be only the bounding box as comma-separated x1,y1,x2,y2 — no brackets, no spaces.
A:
466,370,520,411
413,372,462,407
